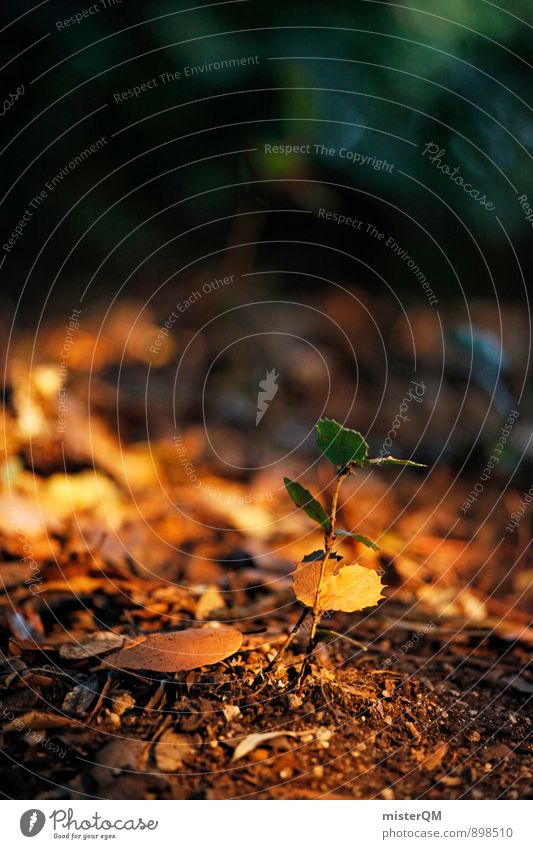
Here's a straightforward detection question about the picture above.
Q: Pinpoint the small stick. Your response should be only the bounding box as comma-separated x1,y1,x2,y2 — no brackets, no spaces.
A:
264,607,309,672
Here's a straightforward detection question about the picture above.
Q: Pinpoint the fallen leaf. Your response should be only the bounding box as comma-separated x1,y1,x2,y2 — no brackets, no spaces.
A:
292,559,385,613
59,631,125,660
111,692,136,716
62,674,99,715
231,731,299,762
0,563,36,591
423,741,449,771
195,586,225,620
105,627,243,672
416,585,487,623
2,711,82,731
0,689,38,712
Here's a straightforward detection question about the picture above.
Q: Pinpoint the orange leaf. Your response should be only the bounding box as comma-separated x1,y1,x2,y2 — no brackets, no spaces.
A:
423,742,449,772
292,560,385,614
105,627,242,672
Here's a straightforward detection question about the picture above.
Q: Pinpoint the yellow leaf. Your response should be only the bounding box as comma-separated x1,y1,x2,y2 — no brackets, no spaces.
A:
292,559,385,614
195,586,225,620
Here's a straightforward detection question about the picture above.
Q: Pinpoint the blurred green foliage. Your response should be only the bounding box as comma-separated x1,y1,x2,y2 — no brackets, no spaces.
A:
1,0,531,299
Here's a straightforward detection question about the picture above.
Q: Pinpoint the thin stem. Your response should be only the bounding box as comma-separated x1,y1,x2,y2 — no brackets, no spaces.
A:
264,607,309,673
268,467,351,684
310,468,348,639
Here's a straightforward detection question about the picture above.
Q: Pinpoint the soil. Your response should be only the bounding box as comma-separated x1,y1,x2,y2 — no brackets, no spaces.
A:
1,606,531,800
1,293,532,800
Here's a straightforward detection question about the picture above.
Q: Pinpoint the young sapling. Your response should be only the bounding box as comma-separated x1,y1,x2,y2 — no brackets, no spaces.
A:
268,418,426,676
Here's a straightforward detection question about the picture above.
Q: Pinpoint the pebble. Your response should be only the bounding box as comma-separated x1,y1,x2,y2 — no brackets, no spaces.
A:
249,748,269,762
469,730,481,743
485,743,512,760
316,728,332,748
222,704,241,722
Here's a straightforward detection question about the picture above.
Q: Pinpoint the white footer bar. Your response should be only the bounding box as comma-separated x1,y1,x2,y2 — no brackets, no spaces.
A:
4,799,531,848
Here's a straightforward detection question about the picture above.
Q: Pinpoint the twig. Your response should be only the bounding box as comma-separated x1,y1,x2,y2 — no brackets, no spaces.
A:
264,607,309,673
316,628,368,652
87,672,114,723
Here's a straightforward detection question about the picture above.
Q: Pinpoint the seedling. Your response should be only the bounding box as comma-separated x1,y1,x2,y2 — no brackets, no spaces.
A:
268,418,426,678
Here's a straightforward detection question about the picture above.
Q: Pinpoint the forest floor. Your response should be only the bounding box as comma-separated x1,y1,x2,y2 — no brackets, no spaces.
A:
0,292,531,799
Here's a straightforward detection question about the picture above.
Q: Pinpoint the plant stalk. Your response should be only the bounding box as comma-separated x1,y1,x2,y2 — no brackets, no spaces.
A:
268,467,349,682
309,468,348,646
264,607,309,673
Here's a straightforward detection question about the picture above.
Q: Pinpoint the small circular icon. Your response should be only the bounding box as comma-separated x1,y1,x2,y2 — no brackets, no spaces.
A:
20,810,46,837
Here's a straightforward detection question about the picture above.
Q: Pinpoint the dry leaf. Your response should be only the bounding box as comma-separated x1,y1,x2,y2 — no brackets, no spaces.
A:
111,692,136,715
195,586,225,620
292,559,385,613
59,631,124,660
62,674,99,715
105,627,243,672
231,731,299,762
154,729,191,771
423,741,449,771
2,711,82,731
0,563,36,591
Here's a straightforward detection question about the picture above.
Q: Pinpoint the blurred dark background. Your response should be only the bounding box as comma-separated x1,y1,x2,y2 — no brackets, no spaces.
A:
1,0,532,481
1,0,531,300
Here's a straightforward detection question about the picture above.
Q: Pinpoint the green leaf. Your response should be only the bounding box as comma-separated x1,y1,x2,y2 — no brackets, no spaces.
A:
302,550,342,562
284,478,330,530
367,456,427,468
335,530,380,550
316,418,369,467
